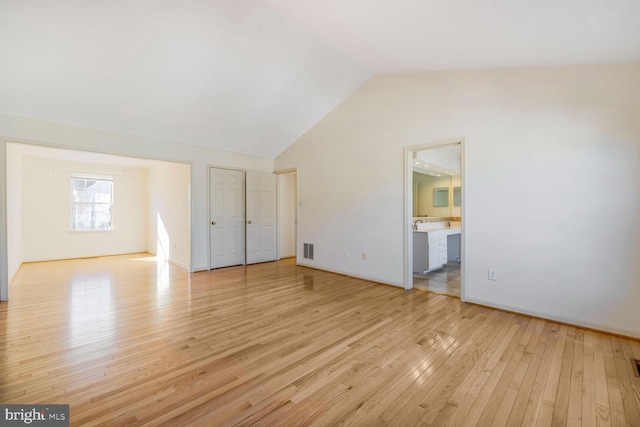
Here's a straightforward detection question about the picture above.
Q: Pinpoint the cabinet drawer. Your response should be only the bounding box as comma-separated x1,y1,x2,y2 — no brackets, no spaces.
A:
426,230,444,241
439,252,448,264
428,241,440,269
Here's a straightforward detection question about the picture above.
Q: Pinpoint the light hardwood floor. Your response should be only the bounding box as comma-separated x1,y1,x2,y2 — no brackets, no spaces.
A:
1,254,639,426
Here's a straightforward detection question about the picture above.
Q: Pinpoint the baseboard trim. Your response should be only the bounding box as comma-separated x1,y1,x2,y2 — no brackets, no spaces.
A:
167,258,189,271
8,262,22,286
293,262,640,341
22,251,151,264
295,261,403,289
465,296,640,341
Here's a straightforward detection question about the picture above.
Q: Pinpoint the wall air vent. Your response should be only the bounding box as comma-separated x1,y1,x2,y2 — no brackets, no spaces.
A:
303,243,314,260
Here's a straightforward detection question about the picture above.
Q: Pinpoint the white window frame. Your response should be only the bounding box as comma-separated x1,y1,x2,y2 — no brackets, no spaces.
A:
70,175,114,231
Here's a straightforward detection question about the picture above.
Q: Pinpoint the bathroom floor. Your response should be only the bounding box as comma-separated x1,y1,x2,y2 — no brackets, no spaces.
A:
413,261,461,298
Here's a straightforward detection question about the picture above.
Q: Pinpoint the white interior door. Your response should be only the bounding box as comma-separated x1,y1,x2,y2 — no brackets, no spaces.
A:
246,171,277,264
210,168,244,269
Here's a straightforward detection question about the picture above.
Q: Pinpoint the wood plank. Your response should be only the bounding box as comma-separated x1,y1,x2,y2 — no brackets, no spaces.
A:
567,329,584,427
583,330,598,427
491,319,545,427
551,329,575,427
1,254,639,425
593,332,612,426
505,322,553,427
536,324,569,426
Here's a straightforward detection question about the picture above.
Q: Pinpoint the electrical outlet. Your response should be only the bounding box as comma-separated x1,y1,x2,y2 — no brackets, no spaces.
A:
343,249,348,257
361,252,366,260
488,268,498,281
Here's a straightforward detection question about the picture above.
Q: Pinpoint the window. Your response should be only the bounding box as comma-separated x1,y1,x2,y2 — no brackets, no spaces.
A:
453,186,461,207
71,177,113,230
433,187,449,207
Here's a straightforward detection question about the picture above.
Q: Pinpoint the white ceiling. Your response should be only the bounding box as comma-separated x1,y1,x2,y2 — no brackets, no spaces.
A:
1,1,639,159
268,0,640,72
415,144,461,175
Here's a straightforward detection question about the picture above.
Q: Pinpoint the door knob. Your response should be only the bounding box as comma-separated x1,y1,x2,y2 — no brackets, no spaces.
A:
248,220,252,224
211,221,216,225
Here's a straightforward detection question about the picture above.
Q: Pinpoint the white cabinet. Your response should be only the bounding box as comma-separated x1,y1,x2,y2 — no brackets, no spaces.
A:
428,230,448,272
413,230,448,273
428,240,441,270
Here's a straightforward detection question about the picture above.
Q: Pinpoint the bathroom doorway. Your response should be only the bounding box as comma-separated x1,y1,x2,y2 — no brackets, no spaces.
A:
404,139,465,299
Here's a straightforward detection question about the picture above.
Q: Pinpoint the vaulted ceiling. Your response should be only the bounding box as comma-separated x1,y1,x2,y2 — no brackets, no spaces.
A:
1,0,639,158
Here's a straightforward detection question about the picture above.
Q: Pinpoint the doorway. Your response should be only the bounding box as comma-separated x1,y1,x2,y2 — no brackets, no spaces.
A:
404,139,465,300
276,170,297,260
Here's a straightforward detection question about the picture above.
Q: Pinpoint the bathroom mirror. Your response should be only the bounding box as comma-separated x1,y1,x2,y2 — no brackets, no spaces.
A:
413,173,454,216
412,143,461,217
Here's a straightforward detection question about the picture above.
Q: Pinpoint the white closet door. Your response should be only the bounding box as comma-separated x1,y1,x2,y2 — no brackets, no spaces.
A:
246,171,277,264
210,168,244,269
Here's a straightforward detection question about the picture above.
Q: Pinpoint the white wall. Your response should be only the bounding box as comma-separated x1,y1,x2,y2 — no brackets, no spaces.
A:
147,161,191,269
275,63,640,338
6,144,22,282
20,156,147,261
0,113,272,278
277,172,296,258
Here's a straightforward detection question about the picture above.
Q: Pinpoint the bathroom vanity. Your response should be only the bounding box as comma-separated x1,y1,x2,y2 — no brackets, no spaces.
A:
413,222,461,274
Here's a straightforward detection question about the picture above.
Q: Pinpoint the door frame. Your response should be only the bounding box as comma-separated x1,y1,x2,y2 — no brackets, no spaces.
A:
207,165,246,270
274,168,298,261
403,137,467,301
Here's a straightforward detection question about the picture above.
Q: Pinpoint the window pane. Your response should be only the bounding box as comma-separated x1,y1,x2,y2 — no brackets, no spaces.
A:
71,178,113,230
72,203,112,230
72,179,113,203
